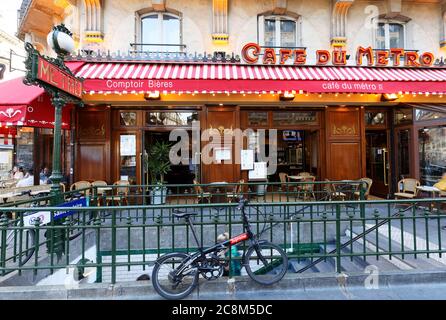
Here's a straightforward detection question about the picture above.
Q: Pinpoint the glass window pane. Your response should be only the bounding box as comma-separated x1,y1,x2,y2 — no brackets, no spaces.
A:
376,23,386,49
162,15,180,51
415,109,446,122
272,112,319,126
141,14,159,51
394,108,413,125
280,20,296,47
365,112,386,126
389,23,404,48
120,134,137,185
120,112,137,126
247,112,268,126
264,19,276,47
397,129,411,179
419,126,446,185
146,112,198,126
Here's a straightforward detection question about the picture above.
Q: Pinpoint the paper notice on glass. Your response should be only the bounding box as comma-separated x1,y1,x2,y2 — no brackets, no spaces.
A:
215,147,231,162
241,149,254,170
120,175,129,181
120,135,136,156
249,162,267,180
0,152,10,164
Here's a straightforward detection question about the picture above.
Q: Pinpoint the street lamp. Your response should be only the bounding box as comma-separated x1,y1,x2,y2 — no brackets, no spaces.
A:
24,24,83,259
44,24,76,205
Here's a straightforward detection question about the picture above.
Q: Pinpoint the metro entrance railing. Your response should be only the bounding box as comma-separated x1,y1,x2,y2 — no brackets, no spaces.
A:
0,189,445,284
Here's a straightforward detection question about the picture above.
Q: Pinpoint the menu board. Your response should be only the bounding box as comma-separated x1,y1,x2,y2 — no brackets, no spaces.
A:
120,135,136,156
249,162,267,180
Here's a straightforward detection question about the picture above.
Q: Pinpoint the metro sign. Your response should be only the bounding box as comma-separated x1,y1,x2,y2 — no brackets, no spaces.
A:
36,55,83,99
24,43,83,100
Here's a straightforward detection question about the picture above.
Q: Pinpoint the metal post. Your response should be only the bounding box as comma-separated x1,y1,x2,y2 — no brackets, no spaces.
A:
49,94,65,206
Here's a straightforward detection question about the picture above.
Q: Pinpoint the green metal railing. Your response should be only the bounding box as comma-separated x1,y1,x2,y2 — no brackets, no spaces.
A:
88,180,368,207
0,182,445,285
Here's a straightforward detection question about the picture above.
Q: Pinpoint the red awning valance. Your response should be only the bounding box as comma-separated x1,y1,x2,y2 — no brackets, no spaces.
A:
75,62,446,94
0,77,71,129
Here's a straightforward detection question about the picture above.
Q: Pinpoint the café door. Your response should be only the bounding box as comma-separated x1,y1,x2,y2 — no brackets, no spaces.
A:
366,130,390,198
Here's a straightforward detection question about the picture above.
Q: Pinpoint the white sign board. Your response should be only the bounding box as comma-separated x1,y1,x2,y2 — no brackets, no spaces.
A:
241,149,254,170
215,147,231,162
0,151,9,164
249,162,267,180
23,211,51,227
120,135,136,156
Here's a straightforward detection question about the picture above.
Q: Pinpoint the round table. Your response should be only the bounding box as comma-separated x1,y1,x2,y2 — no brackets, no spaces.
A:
416,186,442,213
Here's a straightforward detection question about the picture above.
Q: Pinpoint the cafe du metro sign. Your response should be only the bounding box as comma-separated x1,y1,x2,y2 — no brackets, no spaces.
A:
241,43,436,67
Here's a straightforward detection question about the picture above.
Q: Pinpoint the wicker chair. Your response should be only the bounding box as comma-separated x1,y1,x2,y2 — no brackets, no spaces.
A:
193,179,212,204
70,181,92,197
106,180,130,205
354,178,373,200
300,176,316,201
226,179,245,203
323,179,347,201
394,178,420,199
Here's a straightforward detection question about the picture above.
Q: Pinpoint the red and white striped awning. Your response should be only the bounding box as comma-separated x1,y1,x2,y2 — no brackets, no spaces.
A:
75,62,446,95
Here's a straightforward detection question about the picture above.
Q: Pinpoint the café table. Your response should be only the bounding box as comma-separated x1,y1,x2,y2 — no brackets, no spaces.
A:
1,192,23,204
416,185,442,213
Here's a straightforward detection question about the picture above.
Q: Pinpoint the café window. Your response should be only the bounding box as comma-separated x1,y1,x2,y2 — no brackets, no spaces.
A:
375,21,405,49
247,112,268,126
365,111,386,126
419,126,446,185
415,109,446,122
140,12,181,52
259,15,300,47
146,111,198,126
272,111,318,126
120,112,137,126
394,108,413,125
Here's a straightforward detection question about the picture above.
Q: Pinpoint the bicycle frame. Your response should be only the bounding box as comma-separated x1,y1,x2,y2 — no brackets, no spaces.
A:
172,199,256,276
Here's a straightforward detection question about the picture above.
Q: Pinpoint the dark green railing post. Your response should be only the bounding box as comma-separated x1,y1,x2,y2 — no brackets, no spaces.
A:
33,217,41,277
111,209,116,284
0,214,9,276
335,203,341,273
360,181,365,219
94,215,102,283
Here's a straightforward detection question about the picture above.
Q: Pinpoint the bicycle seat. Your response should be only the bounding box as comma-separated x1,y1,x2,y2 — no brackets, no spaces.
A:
172,209,198,219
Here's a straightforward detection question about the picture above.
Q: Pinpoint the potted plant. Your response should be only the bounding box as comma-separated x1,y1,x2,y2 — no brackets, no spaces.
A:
144,140,172,204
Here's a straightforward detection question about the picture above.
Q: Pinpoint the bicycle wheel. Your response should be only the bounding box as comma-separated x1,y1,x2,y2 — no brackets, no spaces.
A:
244,241,288,285
152,252,198,300
3,222,35,267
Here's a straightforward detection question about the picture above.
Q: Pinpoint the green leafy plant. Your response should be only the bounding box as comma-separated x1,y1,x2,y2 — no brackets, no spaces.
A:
144,140,172,185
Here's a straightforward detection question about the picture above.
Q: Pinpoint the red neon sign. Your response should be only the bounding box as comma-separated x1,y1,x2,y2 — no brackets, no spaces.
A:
241,44,435,67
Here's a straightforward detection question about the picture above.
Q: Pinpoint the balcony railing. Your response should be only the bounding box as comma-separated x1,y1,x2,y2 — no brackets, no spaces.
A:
17,0,32,32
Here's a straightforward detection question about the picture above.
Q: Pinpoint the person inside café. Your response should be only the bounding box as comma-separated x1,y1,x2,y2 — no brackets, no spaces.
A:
40,167,51,184
16,168,35,187
11,166,24,180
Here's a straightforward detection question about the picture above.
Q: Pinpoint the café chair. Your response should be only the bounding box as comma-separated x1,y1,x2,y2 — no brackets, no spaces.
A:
92,180,108,205
354,178,373,200
70,181,92,198
278,173,289,191
323,179,347,201
106,180,130,206
394,178,420,199
226,179,245,203
193,179,212,204
300,176,316,201
298,172,312,177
